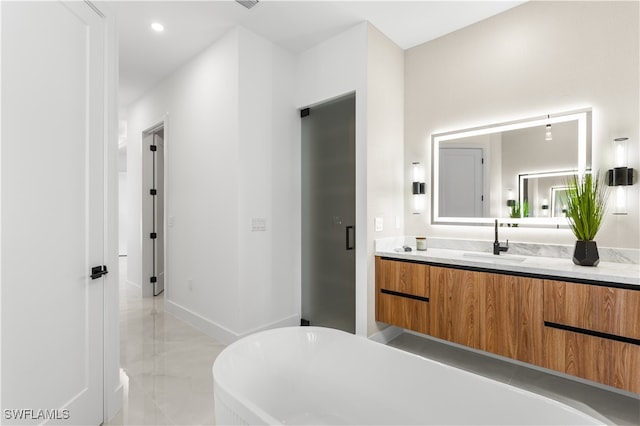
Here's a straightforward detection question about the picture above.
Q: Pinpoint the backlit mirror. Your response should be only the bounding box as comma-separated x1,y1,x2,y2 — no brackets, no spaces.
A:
432,109,591,226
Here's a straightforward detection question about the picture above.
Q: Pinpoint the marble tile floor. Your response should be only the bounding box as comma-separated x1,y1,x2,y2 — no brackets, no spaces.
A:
107,256,638,425
389,332,640,425
106,257,224,425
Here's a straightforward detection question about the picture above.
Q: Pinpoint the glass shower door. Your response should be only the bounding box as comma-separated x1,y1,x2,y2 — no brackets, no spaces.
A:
301,93,356,333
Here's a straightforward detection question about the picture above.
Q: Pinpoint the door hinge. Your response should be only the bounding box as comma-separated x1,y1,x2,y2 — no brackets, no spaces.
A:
150,144,157,152
150,232,157,239
150,276,157,283
91,265,109,280
300,108,310,118
150,189,157,196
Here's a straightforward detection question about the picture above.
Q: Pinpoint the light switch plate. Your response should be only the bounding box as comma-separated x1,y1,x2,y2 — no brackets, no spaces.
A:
375,217,383,232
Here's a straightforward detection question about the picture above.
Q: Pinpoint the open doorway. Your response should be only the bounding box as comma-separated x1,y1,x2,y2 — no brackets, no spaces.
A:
142,125,165,297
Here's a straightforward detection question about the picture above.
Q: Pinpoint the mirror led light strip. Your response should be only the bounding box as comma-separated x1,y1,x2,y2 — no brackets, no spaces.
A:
432,109,590,226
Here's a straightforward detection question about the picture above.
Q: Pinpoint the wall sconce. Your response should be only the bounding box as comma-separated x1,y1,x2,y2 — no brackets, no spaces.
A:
506,189,516,207
412,162,425,195
541,199,549,216
607,137,635,215
412,162,425,214
545,115,553,141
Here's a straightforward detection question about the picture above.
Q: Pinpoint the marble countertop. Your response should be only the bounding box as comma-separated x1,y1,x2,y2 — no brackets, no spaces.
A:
375,245,640,287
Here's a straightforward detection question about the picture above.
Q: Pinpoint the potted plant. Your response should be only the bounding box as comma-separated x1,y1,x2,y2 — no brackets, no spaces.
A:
564,172,610,266
508,200,529,227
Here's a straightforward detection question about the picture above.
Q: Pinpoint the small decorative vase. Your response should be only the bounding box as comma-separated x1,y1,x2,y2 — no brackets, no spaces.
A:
573,240,599,266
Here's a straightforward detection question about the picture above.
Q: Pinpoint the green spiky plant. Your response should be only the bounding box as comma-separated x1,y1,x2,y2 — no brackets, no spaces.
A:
564,172,610,241
510,200,529,219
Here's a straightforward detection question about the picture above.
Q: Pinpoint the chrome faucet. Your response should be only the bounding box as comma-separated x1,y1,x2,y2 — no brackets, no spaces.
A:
493,219,509,255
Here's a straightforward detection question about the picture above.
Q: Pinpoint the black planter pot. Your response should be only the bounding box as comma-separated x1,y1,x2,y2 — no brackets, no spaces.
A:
573,240,599,266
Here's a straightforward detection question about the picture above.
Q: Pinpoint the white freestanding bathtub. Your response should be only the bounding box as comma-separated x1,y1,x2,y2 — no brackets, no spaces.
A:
212,326,606,425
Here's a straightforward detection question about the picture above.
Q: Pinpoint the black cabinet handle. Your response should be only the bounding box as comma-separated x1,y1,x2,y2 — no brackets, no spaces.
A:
91,265,109,280
346,226,355,250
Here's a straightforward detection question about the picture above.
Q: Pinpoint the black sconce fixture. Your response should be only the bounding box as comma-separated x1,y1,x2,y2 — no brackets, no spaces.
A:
608,137,635,215
608,137,634,186
541,201,549,216
412,162,425,195
412,162,425,214
607,167,633,186
412,182,425,195
506,189,516,207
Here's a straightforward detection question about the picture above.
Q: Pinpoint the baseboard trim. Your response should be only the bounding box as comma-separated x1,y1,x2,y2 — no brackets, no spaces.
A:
368,325,404,344
238,314,300,338
104,382,124,423
165,300,299,346
126,280,140,290
165,300,237,345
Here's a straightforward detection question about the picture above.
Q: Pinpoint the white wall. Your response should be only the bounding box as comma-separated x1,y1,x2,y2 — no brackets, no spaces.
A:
366,25,405,336
236,29,299,334
405,1,639,248
295,22,369,335
118,172,127,256
126,27,298,343
293,22,406,337
126,20,406,342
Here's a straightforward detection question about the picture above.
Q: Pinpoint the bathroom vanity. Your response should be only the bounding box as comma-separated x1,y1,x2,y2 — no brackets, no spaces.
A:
374,248,640,394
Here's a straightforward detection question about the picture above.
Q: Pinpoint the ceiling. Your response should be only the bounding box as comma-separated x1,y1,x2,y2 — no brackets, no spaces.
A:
105,0,525,108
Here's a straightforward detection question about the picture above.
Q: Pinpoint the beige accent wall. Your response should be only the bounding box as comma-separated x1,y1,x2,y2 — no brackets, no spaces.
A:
405,1,639,248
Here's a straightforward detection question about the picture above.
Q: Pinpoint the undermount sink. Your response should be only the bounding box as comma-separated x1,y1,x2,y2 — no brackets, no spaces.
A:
462,252,526,263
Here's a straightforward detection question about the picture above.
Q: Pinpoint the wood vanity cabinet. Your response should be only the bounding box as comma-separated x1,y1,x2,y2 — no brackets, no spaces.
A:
375,257,429,334
542,280,640,393
543,280,640,339
375,256,640,393
429,267,544,365
428,267,483,349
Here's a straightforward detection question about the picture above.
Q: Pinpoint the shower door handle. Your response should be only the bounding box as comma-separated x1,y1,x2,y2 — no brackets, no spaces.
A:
345,226,355,250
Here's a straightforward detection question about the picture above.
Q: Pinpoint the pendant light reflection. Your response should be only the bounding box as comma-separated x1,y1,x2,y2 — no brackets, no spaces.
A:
545,115,553,141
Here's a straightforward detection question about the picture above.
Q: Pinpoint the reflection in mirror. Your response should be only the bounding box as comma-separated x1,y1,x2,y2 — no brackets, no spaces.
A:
432,109,591,226
518,170,589,218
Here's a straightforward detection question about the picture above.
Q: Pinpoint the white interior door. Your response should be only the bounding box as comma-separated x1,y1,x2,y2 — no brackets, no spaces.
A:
439,148,485,217
1,1,105,424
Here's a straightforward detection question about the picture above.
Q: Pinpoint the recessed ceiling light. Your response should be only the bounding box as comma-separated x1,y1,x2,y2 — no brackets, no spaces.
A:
151,22,165,33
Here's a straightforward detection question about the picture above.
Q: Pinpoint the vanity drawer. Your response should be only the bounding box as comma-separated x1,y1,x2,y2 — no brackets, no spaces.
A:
543,327,640,393
543,280,640,340
376,257,429,298
377,292,429,334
